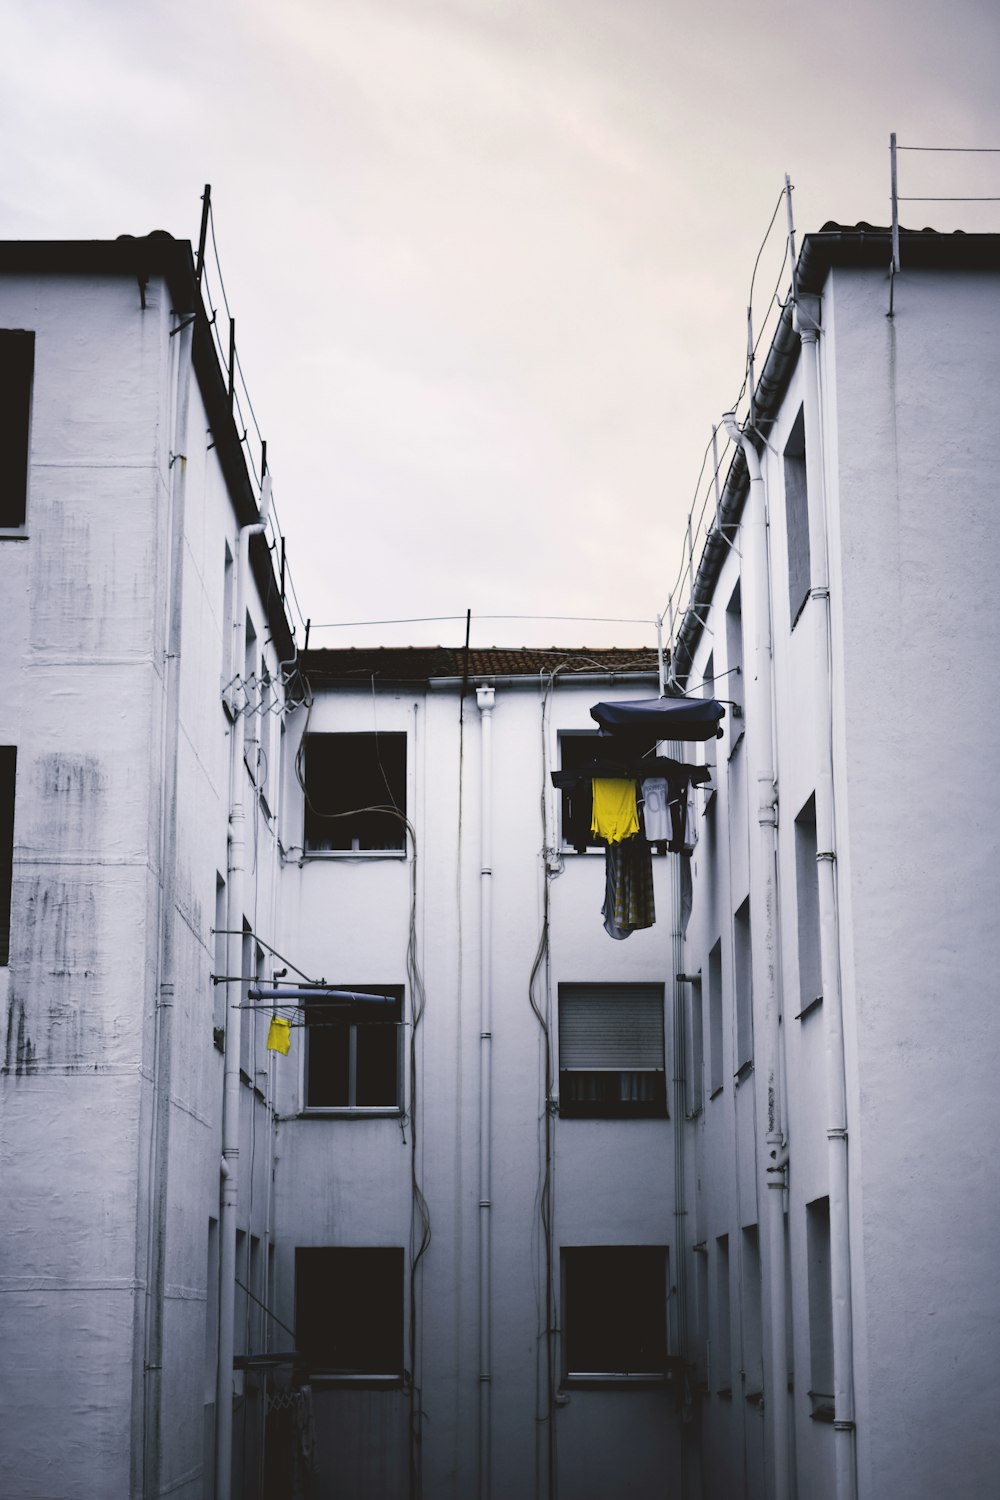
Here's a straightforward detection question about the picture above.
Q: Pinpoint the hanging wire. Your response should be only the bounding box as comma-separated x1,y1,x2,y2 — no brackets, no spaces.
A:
663,182,797,681
895,144,1000,152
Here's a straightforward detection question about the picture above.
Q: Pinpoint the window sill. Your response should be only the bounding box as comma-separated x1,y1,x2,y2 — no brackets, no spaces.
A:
734,1060,753,1085
307,1372,404,1389
302,848,407,861
795,995,823,1021
562,1372,673,1389
298,1108,403,1119
727,729,745,762
809,1396,836,1424
0,529,28,540
709,1085,724,1100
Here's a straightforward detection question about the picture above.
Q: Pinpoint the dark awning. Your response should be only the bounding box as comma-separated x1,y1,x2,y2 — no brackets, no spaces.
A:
590,696,725,741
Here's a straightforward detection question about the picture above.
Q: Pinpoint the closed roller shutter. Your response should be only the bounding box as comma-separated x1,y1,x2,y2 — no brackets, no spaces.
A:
558,983,665,1071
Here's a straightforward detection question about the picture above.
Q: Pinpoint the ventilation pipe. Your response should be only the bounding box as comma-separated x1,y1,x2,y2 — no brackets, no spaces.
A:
142,309,193,1497
794,297,858,1500
721,413,790,1500
216,476,271,1500
476,683,495,1500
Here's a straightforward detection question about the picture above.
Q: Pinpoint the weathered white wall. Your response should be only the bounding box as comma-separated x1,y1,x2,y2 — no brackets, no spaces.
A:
0,267,287,1500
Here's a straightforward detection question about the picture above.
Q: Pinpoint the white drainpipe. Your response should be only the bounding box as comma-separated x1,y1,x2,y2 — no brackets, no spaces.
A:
142,309,193,1496
795,298,858,1500
476,683,495,1500
216,477,271,1500
722,412,790,1500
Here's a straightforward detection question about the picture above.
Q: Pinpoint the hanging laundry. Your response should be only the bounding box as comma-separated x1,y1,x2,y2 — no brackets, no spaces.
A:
267,1016,292,1055
683,786,699,853
591,778,639,843
640,777,670,842
602,835,655,939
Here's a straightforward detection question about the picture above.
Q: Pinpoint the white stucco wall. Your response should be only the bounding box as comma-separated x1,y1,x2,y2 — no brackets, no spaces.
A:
679,256,1000,1500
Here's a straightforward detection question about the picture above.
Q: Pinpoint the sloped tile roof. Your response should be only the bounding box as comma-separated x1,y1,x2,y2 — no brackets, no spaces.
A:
300,645,660,683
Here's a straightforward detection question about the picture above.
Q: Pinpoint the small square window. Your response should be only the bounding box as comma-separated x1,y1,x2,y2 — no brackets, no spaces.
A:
303,733,406,851
562,1246,668,1381
558,983,666,1118
305,985,403,1111
295,1247,404,1380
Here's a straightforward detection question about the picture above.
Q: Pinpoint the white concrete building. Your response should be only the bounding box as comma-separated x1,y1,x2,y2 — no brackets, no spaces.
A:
269,644,698,1499
1,222,998,1500
0,236,293,1500
669,224,1000,1500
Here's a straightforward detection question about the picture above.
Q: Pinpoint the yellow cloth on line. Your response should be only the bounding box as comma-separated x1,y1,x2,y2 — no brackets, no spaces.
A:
591,778,639,843
267,1016,292,1055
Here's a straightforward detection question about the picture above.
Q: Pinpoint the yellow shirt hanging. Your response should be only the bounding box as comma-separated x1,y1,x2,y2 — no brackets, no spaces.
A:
591,778,639,843
267,1016,292,1055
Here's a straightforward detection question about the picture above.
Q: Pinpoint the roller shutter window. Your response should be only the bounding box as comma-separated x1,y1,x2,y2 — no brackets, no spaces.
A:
558,982,666,1118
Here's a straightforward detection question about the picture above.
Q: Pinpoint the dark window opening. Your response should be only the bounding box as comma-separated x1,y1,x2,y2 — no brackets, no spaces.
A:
714,1234,732,1393
295,1247,404,1379
0,746,16,965
305,985,403,1110
708,938,724,1095
807,1197,834,1403
734,897,753,1072
725,582,744,733
795,795,823,1017
0,330,34,530
303,732,406,851
784,407,810,628
558,983,666,1119
558,732,654,853
562,1246,668,1379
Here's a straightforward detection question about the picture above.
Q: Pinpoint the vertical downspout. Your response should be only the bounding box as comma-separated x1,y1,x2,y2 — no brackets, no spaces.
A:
669,809,690,1499
795,299,857,1500
476,684,495,1500
143,309,193,1496
722,413,790,1500
217,480,272,1500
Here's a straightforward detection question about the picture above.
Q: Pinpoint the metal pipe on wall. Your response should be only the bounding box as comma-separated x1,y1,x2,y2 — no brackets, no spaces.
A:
795,296,858,1500
476,683,495,1500
217,479,271,1500
721,413,790,1500
142,305,193,1497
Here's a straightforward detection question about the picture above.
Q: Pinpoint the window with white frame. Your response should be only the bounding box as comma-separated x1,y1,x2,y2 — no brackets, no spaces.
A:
562,1246,668,1381
295,1246,404,1380
302,732,406,851
304,985,403,1110
558,982,666,1118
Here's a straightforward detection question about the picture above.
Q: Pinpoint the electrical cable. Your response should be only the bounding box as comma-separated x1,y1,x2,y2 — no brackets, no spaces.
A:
895,144,1000,151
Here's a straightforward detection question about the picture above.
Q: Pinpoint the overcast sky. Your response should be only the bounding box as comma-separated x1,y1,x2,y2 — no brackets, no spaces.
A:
3,0,999,650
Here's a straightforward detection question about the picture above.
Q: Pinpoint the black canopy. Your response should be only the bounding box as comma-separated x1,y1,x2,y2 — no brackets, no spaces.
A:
590,696,725,741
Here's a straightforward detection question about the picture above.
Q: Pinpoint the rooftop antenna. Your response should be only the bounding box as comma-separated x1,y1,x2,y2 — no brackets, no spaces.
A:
196,185,211,289
784,173,797,303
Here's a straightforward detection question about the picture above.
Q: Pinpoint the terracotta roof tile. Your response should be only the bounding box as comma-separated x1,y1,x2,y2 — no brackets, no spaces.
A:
300,645,660,683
